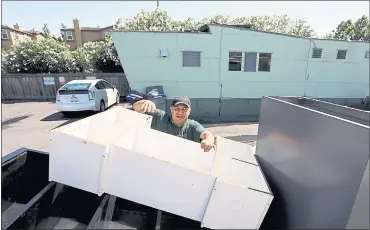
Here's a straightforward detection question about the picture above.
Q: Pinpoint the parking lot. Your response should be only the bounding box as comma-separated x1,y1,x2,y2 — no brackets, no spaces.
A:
1,101,258,156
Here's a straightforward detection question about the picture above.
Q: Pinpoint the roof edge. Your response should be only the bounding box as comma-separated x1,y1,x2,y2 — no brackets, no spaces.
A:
206,24,370,44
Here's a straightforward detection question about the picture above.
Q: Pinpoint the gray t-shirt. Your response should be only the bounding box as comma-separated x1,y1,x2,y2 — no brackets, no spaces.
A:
146,110,206,143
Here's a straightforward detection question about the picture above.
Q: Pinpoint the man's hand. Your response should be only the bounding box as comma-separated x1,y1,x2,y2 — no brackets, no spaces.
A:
133,100,157,113
200,131,215,152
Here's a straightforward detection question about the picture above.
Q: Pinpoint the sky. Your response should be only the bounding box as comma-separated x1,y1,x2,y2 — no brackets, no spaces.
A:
1,1,369,37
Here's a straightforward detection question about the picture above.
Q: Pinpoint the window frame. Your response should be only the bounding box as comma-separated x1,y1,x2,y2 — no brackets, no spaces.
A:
182,51,201,67
65,31,73,41
258,53,272,72
95,81,104,90
228,51,243,71
104,32,109,39
312,48,323,59
365,50,370,58
101,80,113,89
336,49,347,60
2,29,9,39
244,52,258,72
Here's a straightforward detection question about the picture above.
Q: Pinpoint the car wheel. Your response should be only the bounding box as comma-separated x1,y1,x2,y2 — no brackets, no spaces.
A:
116,93,120,105
100,100,105,112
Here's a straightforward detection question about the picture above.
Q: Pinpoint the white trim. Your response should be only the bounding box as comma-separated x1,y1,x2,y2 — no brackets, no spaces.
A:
1,29,9,39
65,31,73,41
104,31,109,39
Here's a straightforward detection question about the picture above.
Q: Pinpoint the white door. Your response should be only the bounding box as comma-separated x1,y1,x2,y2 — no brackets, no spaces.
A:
94,81,108,110
102,81,115,106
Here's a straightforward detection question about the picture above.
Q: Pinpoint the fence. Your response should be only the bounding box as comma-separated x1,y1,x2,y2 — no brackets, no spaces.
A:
1,73,130,101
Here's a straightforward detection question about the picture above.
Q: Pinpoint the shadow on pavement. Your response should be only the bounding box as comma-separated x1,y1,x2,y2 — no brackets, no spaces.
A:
2,115,32,130
40,111,95,130
224,134,258,143
2,100,56,104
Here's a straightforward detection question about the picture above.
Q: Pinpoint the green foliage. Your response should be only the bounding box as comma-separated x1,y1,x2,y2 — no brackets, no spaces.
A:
2,39,76,73
116,10,317,37
1,38,122,74
330,15,370,41
2,10,368,74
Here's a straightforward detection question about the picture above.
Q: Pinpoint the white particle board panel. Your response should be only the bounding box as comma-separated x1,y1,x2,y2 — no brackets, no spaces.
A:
48,131,107,194
128,127,216,173
56,107,153,145
217,137,258,165
201,180,273,229
102,145,216,222
211,155,270,194
200,137,273,229
49,107,152,195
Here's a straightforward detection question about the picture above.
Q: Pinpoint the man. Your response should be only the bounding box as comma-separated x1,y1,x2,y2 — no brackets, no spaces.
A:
132,96,215,152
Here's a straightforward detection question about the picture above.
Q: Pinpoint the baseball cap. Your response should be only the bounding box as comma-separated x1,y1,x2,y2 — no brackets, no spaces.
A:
171,96,191,108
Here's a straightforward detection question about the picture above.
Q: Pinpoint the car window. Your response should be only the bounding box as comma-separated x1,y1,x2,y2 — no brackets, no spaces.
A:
102,81,112,89
60,83,91,91
95,81,104,90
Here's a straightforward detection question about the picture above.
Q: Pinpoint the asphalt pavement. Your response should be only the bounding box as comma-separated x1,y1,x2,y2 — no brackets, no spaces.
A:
1,101,258,156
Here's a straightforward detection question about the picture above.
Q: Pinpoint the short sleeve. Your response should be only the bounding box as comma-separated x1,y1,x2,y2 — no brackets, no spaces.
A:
191,120,206,143
146,110,166,129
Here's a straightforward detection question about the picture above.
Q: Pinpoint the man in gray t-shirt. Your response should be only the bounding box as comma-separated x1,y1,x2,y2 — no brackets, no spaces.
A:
132,96,215,152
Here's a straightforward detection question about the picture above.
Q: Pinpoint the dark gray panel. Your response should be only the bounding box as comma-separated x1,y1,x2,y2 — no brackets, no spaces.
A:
278,97,370,126
182,51,201,67
256,96,370,229
346,160,369,229
244,52,257,72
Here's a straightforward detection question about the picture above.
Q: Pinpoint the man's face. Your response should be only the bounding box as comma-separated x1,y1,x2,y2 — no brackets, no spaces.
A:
170,104,191,126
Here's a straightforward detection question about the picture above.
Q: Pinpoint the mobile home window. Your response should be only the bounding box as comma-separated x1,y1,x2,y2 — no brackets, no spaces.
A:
312,48,323,58
1,29,9,39
229,52,242,71
336,50,347,59
258,53,272,72
365,51,370,58
244,52,257,72
182,51,201,67
65,31,73,41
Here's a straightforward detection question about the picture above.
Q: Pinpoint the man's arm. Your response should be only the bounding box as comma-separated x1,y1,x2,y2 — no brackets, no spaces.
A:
191,121,215,152
132,100,164,129
133,100,156,113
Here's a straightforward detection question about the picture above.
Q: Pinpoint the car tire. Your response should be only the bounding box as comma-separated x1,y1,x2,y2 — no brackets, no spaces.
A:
116,93,120,105
99,100,105,112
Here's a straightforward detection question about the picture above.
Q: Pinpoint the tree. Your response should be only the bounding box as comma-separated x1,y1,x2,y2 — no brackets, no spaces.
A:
330,15,370,41
353,15,369,41
59,23,67,41
1,39,79,73
121,8,176,31
289,19,316,37
230,14,316,37
114,18,123,30
42,23,51,38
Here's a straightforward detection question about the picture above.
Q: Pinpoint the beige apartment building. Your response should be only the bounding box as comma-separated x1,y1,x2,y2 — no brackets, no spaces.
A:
1,24,47,50
61,19,114,50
